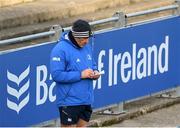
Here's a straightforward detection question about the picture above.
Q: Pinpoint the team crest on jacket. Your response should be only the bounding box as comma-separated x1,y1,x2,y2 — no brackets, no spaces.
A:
87,54,92,60
76,58,81,62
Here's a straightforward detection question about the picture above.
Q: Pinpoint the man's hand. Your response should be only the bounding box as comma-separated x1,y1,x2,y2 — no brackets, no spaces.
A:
81,69,94,79
91,70,100,79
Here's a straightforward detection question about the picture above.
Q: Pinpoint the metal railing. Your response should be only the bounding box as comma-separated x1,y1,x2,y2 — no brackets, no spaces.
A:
0,2,179,46
126,4,179,18
0,31,55,45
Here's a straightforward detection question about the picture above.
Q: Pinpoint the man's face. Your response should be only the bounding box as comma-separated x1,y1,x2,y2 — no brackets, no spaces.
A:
77,37,89,47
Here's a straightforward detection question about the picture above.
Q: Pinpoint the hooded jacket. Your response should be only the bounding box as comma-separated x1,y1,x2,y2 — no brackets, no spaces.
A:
50,32,97,107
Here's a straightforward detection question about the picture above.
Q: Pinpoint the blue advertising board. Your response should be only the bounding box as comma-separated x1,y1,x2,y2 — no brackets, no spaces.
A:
0,16,180,126
0,43,58,126
92,16,180,108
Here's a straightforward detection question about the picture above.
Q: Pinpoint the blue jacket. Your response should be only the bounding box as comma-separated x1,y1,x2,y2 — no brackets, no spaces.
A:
50,32,97,107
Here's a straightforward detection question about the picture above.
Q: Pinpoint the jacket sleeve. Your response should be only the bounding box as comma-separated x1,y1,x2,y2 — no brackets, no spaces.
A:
50,46,81,83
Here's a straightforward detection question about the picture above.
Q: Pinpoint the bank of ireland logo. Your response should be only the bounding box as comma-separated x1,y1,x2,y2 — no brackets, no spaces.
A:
7,66,30,114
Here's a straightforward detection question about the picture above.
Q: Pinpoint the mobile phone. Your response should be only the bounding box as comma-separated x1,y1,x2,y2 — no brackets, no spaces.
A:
99,71,105,75
94,71,105,76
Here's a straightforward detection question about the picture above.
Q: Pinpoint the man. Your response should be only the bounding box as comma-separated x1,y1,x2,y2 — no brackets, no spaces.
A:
50,19,100,127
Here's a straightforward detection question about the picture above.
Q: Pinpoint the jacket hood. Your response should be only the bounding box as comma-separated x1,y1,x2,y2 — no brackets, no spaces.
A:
60,31,80,49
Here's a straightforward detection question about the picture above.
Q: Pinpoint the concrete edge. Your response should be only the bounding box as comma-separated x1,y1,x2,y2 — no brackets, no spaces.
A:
0,0,35,8
88,98,180,127
0,0,174,30
0,0,130,30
